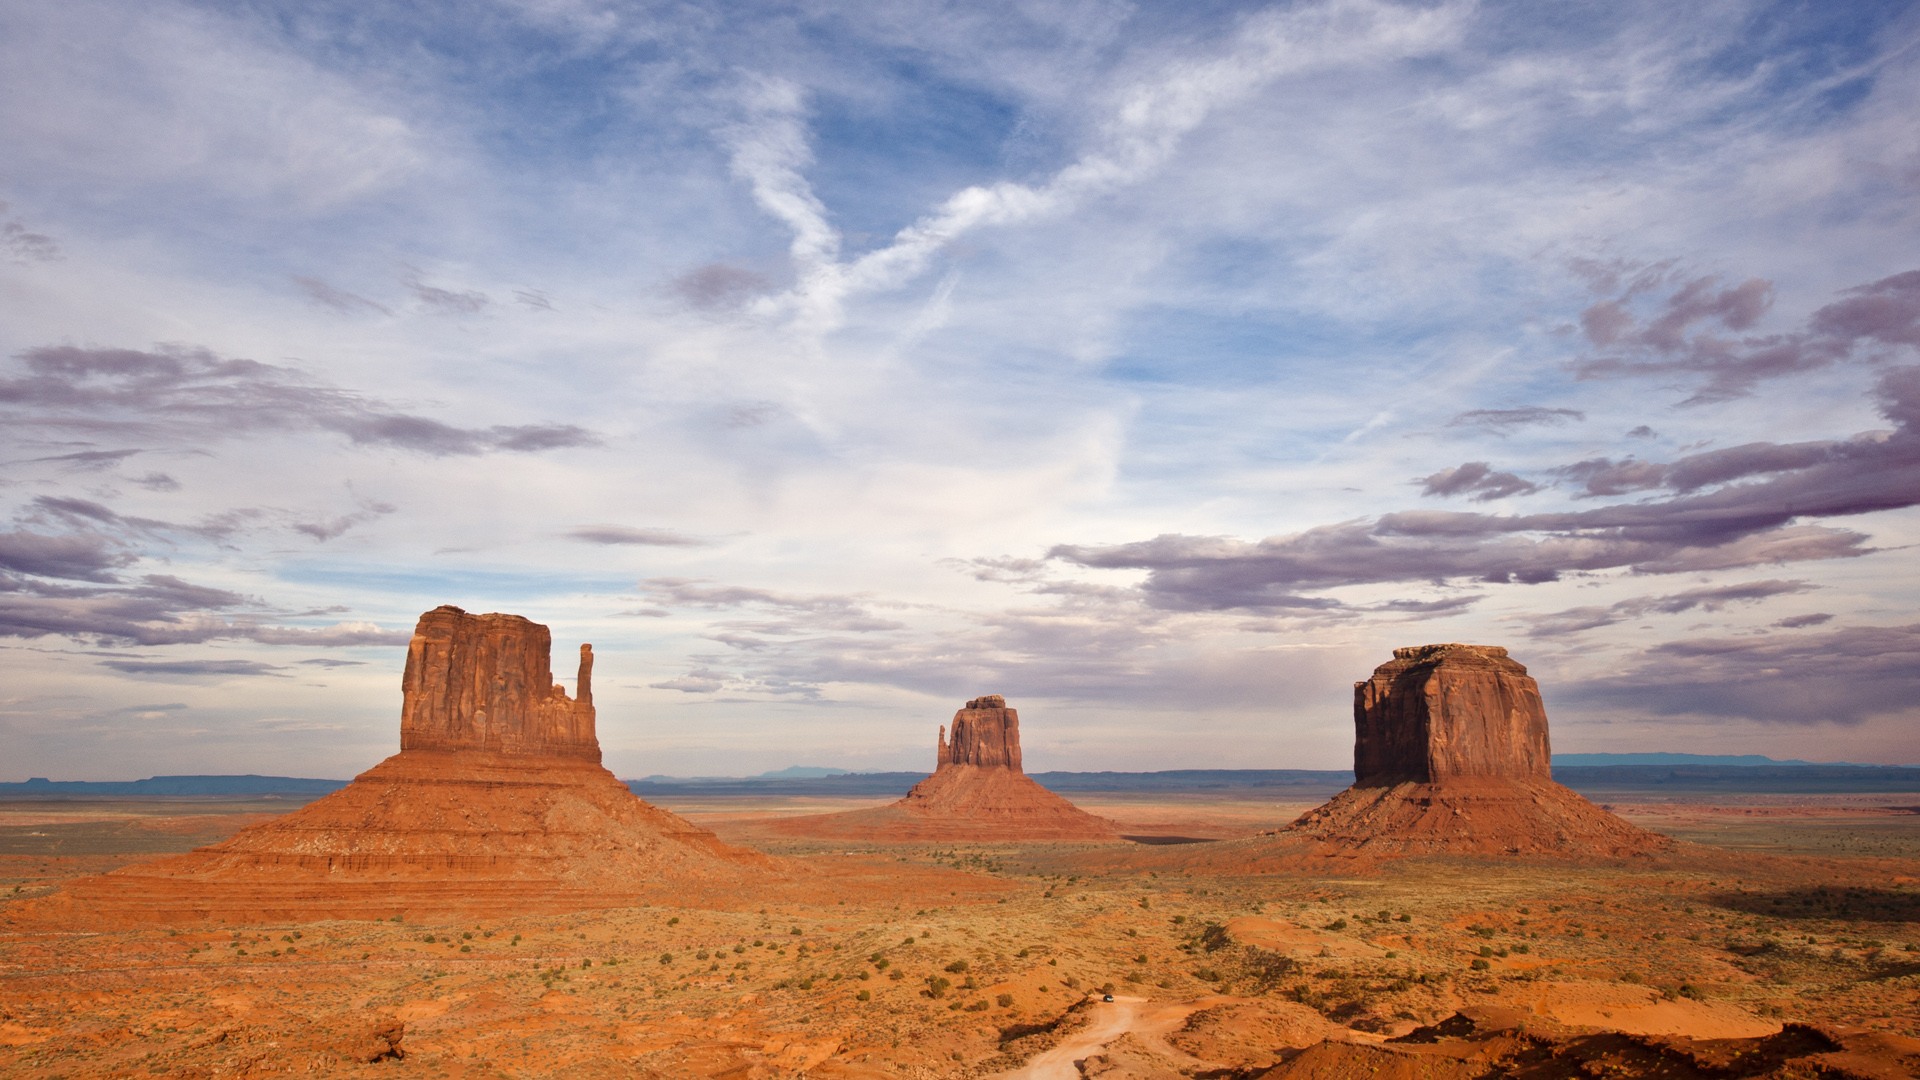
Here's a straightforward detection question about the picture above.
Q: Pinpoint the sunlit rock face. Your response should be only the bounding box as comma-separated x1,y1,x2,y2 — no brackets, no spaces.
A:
399,605,599,760
936,695,1022,770
1352,644,1550,786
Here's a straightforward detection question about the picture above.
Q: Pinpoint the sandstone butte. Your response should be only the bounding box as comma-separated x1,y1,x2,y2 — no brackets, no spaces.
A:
770,696,1121,842
38,605,777,925
1278,643,1671,858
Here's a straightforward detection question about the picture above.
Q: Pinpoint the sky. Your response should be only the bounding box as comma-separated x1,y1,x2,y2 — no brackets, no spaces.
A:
2,0,1918,781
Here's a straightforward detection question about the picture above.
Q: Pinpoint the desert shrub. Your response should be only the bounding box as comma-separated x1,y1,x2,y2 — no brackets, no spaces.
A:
1513,944,1530,954
927,976,952,998
659,953,674,965
667,917,679,926
422,935,436,943
460,945,470,953
1620,972,1643,984
462,932,472,940
1470,926,1495,939
696,950,709,960
1195,967,1221,982
1470,959,1491,971
1197,922,1231,953
874,958,890,970
791,927,803,935
1397,914,1412,922
1100,982,1115,994
964,1000,990,1012
1677,983,1703,999
1017,947,1031,957
946,959,970,973
857,989,871,1001
1062,976,1078,988
1140,898,1152,909
1134,954,1148,964
1326,919,1348,931
996,993,1014,1007
888,970,904,980
797,978,814,990
1171,915,1186,924
858,970,871,980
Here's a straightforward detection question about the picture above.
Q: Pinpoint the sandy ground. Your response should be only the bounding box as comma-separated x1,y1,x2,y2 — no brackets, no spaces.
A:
0,790,1916,1078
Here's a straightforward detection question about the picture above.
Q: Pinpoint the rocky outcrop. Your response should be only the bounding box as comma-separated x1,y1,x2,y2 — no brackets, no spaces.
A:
937,695,1021,769
771,696,1119,842
399,605,598,760
1270,644,1668,859
1353,644,1549,785
52,607,778,923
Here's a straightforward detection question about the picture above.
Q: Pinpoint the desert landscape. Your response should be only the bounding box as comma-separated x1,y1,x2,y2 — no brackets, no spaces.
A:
3,613,1916,1079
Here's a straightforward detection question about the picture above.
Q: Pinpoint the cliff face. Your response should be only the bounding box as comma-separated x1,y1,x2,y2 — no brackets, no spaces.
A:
936,695,1023,770
1352,643,1550,786
398,605,598,761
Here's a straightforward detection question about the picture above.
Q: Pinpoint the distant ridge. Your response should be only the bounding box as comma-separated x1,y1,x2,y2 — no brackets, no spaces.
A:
10,759,1920,799
0,775,350,796
1550,752,1904,768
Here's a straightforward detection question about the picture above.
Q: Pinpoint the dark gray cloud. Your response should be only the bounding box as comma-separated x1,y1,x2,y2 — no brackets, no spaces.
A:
292,276,391,315
1575,270,1920,403
1520,579,1819,637
1774,612,1832,629
1053,367,1920,611
673,264,772,311
1447,406,1584,433
0,530,133,582
1419,461,1540,501
1,345,597,455
1559,622,1920,725
22,448,142,470
132,473,180,491
637,577,907,644
296,657,366,667
1,202,60,263
406,278,489,315
0,569,404,647
565,525,705,546
292,501,396,542
99,658,287,678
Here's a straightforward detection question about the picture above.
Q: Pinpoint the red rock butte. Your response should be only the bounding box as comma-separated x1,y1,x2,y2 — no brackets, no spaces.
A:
44,605,776,924
1282,644,1668,858
770,696,1120,842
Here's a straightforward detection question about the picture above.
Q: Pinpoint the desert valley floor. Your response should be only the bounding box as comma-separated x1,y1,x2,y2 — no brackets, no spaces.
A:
3,787,1917,1079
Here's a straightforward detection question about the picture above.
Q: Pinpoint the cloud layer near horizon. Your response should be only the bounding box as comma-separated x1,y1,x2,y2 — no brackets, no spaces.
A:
1,0,1917,778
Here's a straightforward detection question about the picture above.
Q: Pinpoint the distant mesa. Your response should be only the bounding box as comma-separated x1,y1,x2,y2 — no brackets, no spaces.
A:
1282,643,1670,858
44,605,777,924
769,695,1120,842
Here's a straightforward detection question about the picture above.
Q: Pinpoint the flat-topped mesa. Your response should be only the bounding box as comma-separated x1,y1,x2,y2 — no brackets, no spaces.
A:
1353,643,1549,786
399,605,599,761
936,694,1022,770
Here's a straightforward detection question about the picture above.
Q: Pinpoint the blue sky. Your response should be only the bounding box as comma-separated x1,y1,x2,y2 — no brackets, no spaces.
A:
2,0,1917,779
